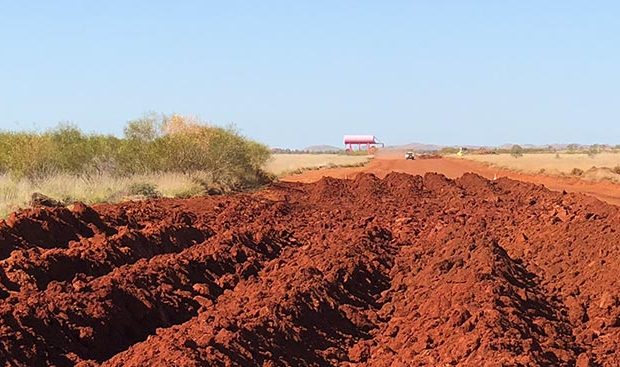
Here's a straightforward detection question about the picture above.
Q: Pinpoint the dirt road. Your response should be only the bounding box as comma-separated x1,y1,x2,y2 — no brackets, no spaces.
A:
283,156,620,206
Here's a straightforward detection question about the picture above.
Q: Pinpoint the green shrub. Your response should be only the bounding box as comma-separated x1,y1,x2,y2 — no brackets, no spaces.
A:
123,113,162,142
0,114,273,192
571,168,584,176
127,182,160,198
511,145,524,158
587,144,601,158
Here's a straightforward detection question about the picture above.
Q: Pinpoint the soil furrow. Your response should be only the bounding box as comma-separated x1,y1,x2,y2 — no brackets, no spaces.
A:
0,227,299,365
100,226,397,366
0,203,114,260
0,222,213,294
0,172,619,366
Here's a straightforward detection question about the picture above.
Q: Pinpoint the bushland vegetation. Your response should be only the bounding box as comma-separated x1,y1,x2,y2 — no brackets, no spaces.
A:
0,114,272,216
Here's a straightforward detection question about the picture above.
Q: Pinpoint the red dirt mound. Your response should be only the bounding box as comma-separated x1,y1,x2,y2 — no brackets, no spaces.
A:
0,173,619,366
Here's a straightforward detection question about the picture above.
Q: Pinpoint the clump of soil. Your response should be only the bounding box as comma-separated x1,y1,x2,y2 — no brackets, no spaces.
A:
0,172,618,366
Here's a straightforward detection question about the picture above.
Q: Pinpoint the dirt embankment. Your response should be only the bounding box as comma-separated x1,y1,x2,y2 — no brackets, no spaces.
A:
283,156,620,206
0,173,619,366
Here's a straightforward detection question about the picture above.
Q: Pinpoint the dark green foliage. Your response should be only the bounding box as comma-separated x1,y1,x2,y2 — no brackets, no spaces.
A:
571,168,584,176
127,183,160,198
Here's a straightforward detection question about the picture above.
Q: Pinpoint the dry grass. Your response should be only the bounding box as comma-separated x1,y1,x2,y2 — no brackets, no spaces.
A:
0,173,204,218
463,152,620,182
265,154,372,176
0,154,372,218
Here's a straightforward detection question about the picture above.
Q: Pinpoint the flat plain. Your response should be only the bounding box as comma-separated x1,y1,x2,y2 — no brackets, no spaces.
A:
463,152,620,181
265,153,371,176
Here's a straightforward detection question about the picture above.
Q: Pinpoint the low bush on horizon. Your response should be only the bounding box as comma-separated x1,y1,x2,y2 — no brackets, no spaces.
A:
510,145,524,158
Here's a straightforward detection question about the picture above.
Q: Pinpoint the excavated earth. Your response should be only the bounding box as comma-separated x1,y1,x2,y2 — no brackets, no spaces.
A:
0,172,619,366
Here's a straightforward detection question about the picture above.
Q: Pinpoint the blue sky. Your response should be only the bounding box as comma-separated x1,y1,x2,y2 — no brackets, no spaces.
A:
1,1,618,148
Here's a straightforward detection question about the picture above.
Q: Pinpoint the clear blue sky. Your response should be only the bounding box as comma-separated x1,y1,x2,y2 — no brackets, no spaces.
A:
1,1,618,148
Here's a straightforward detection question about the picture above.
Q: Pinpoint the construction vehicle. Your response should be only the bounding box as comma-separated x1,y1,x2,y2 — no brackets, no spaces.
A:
405,151,415,160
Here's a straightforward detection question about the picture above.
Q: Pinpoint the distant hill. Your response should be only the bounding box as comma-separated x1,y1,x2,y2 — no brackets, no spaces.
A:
497,143,590,150
385,142,443,151
303,145,343,152
276,142,608,154
498,143,538,150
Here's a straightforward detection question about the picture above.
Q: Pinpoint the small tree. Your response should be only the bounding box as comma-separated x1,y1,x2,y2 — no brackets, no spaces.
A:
587,144,601,158
511,144,524,158
124,113,162,142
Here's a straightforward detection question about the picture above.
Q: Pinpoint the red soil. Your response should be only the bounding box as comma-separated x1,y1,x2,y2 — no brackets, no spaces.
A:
283,156,620,206
0,173,619,366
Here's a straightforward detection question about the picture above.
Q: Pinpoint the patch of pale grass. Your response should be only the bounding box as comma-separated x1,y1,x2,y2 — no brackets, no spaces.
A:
130,173,202,198
463,153,620,181
266,154,371,176
0,177,33,218
0,173,204,218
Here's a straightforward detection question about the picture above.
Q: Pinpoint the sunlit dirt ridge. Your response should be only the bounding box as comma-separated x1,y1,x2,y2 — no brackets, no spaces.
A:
0,172,618,366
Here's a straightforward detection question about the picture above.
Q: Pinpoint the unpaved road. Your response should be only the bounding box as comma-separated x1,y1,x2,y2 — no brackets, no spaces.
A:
283,156,620,206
